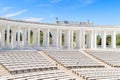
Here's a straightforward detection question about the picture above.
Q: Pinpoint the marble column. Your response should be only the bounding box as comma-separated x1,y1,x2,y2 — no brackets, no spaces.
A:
7,27,10,46
46,29,49,47
38,29,40,47
102,31,106,48
18,27,20,47
94,31,97,49
56,29,59,47
12,30,16,47
59,29,62,47
79,30,82,49
112,31,116,48
76,31,80,49
53,29,59,47
70,29,73,48
23,30,27,46
43,29,47,46
33,30,37,46
28,28,30,46
1,30,5,48
81,30,85,49
21,30,24,47
90,31,94,49
67,29,71,48
11,30,14,47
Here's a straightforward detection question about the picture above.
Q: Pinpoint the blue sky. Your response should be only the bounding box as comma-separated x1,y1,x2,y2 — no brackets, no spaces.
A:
0,0,120,25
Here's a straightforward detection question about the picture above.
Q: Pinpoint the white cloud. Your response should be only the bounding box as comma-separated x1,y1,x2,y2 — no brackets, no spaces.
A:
4,9,27,18
2,7,15,12
70,0,96,9
0,7,14,14
24,17,43,22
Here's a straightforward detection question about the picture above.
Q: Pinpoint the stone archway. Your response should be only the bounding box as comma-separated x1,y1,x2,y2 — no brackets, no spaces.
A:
40,31,43,46
106,34,112,48
116,33,120,48
97,34,102,48
49,31,53,46
30,30,33,45
73,32,77,48
62,32,65,47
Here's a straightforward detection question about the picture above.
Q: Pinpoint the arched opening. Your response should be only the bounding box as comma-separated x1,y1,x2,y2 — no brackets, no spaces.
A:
85,32,90,48
85,34,87,48
50,30,57,47
62,32,65,46
9,29,12,44
97,35,102,48
20,32,22,42
5,29,7,45
16,32,18,41
74,31,81,49
73,32,76,48
40,31,43,45
15,31,23,46
26,31,28,44
106,35,112,48
49,32,53,46
30,30,33,45
116,34,120,48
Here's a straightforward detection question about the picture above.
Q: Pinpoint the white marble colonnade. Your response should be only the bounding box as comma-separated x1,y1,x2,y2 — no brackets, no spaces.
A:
0,18,118,50
0,28,117,50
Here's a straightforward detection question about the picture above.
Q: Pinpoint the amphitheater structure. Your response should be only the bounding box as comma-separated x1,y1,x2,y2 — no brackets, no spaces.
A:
0,18,120,80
